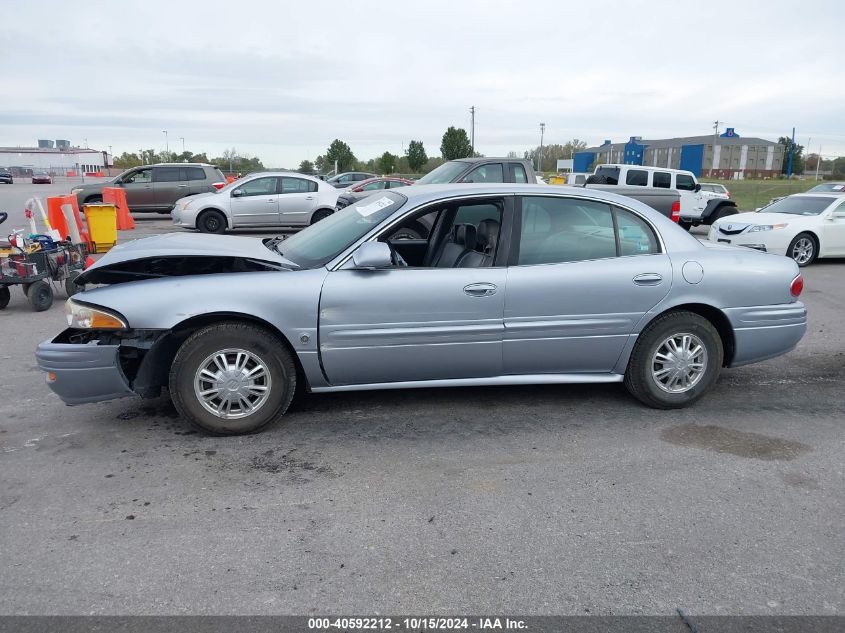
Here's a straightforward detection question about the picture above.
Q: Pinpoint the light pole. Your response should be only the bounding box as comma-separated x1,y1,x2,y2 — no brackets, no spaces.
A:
470,106,475,155
815,145,822,181
162,130,169,155
179,137,185,154
712,120,720,178
538,123,545,173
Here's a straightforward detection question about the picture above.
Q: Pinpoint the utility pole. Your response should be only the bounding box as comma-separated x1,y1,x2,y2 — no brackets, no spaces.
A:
469,106,475,155
712,120,720,177
538,122,546,173
786,127,795,178
179,137,185,153
815,145,822,181
162,130,169,155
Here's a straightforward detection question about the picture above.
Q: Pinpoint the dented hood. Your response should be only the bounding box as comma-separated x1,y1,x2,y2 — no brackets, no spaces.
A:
78,233,297,285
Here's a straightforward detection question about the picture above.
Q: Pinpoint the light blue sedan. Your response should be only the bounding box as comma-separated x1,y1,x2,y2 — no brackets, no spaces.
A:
36,184,806,435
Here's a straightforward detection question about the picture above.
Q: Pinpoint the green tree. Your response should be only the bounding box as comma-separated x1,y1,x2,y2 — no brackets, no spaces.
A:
210,148,264,174
526,139,588,172
113,152,143,169
324,139,356,172
298,159,315,173
778,137,805,175
440,126,472,160
406,140,428,172
377,151,397,174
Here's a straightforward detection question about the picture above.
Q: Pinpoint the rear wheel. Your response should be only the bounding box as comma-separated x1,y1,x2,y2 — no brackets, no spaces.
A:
310,208,334,224
169,322,297,435
0,286,9,309
788,233,817,267
624,311,723,409
27,280,54,312
197,209,227,234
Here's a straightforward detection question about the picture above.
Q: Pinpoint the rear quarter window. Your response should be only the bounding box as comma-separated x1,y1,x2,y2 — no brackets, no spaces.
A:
185,167,207,181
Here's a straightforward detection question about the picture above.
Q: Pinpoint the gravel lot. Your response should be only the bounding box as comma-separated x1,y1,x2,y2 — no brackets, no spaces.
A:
0,181,843,615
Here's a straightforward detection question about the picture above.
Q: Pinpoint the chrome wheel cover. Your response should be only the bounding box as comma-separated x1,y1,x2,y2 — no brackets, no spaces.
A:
193,348,271,419
651,333,708,394
791,237,814,265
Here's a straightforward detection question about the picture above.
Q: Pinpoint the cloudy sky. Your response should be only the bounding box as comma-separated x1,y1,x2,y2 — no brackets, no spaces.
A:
2,0,844,166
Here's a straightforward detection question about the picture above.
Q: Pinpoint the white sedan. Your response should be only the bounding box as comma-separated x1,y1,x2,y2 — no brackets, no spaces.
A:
708,193,845,266
171,172,339,234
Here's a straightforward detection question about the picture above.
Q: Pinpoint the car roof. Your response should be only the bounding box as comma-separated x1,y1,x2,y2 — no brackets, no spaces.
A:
453,157,526,163
241,170,322,183
599,163,694,175
143,162,215,167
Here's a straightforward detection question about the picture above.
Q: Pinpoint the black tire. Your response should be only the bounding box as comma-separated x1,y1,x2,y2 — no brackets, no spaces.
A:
85,195,103,205
197,209,227,234
624,310,723,409
310,208,334,224
27,280,53,312
707,207,736,225
65,271,82,297
390,224,424,240
0,286,9,310
169,321,297,435
787,232,817,267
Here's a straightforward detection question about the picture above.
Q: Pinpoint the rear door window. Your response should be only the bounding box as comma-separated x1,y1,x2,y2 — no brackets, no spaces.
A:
653,172,671,188
280,177,317,193
184,166,207,181
625,169,648,186
510,163,528,183
593,166,620,184
153,167,181,182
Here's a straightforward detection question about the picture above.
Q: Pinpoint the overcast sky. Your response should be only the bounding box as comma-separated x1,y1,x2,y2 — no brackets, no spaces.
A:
2,0,844,166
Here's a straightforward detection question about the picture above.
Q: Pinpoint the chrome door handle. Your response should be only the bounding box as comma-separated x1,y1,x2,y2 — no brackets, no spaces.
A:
305,196,315,200
463,282,497,297
633,273,663,286
177,184,188,188
267,199,276,203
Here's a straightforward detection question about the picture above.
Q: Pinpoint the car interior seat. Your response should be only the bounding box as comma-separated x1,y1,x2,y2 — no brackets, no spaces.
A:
433,224,477,267
459,219,499,267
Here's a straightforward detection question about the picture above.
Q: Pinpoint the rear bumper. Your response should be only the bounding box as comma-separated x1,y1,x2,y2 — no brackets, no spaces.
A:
724,303,807,367
35,339,135,405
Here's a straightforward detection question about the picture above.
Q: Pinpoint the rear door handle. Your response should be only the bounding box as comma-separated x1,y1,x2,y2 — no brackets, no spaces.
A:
177,184,188,188
305,196,315,200
267,199,276,203
463,282,497,297
633,273,663,286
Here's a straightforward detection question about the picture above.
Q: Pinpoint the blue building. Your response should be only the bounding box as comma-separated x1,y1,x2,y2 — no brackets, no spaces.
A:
573,129,783,178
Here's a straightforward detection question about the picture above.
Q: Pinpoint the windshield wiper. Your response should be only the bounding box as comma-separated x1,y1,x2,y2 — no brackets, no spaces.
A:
265,235,287,254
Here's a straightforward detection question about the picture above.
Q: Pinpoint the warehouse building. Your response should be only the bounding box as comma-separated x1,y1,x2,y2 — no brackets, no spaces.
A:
573,128,784,178
0,140,110,176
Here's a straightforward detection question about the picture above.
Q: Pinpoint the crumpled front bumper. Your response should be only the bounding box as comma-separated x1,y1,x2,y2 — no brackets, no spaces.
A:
35,339,135,405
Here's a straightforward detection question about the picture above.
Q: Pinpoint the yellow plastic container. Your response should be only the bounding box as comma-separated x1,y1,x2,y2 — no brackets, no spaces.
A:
83,203,118,253
547,174,567,185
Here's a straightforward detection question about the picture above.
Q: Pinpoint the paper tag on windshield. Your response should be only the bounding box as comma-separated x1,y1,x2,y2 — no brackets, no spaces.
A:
356,196,394,217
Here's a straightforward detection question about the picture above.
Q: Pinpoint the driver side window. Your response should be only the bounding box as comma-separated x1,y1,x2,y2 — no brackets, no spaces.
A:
124,168,152,184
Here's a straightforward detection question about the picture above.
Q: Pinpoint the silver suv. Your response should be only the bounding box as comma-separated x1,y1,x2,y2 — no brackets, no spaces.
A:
71,163,227,213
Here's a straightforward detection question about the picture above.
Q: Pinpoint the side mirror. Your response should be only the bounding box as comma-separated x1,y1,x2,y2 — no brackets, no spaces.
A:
694,183,702,192
351,242,392,270
231,188,245,198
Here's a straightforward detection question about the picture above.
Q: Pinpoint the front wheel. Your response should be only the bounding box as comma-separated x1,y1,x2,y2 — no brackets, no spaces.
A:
624,311,723,409
787,233,817,267
197,209,227,234
169,322,297,435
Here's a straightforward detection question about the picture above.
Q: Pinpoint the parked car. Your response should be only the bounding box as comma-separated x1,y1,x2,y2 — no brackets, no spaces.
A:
171,172,340,233
71,163,227,213
0,168,13,184
37,183,806,435
31,170,52,184
336,177,414,210
326,172,377,188
416,157,539,185
587,164,737,229
709,193,845,266
807,182,845,194
699,183,730,198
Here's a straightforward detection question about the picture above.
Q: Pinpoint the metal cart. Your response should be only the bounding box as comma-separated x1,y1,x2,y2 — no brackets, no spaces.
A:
0,212,88,312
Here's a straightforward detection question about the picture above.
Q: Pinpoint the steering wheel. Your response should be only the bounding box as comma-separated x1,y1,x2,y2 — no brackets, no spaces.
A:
388,242,408,267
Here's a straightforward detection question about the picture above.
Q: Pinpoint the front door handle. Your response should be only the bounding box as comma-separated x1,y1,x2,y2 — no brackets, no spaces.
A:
633,273,663,286
267,199,276,203
463,282,497,297
305,196,315,200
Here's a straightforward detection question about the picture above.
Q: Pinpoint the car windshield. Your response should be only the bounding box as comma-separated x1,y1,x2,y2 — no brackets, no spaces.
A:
761,195,835,216
415,161,469,184
808,183,845,193
269,191,407,268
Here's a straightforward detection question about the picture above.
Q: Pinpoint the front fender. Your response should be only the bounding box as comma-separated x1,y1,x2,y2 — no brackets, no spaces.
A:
701,199,738,223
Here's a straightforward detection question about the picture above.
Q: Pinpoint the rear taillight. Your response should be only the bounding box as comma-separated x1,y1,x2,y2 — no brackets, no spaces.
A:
212,182,225,190
790,274,804,297
670,200,681,223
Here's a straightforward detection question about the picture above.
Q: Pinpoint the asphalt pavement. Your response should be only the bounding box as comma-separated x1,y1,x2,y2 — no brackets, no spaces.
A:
0,180,843,615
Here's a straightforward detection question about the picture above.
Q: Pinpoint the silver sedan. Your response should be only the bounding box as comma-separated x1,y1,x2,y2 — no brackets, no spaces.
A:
36,184,807,435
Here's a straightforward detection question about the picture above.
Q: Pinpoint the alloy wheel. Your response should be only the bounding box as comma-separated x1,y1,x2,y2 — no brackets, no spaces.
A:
193,348,272,419
791,237,814,265
650,333,708,394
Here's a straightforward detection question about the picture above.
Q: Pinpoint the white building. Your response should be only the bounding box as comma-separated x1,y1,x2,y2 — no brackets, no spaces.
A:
0,144,111,175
